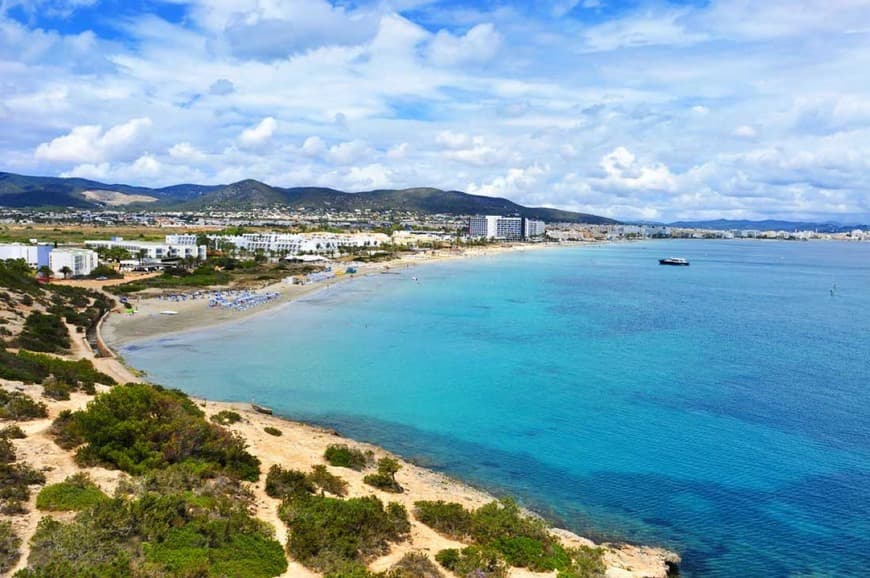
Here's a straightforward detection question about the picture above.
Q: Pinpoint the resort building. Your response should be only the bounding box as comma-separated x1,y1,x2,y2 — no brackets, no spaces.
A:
523,219,546,238
0,243,51,269
49,248,98,277
207,232,390,256
469,216,545,240
85,236,207,261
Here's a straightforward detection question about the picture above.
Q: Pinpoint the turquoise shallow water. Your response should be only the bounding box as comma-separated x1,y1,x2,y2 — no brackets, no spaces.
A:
124,240,870,577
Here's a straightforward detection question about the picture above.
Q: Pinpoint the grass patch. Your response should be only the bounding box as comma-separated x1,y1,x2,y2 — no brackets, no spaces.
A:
36,473,108,511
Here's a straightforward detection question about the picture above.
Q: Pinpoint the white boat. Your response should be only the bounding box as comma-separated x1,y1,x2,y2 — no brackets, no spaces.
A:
659,257,689,266
159,310,179,315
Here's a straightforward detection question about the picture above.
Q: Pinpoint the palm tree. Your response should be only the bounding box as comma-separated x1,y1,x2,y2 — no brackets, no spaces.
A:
36,265,53,280
59,265,73,279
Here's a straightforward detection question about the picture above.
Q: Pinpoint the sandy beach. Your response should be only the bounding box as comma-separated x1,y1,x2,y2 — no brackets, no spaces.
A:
3,241,679,577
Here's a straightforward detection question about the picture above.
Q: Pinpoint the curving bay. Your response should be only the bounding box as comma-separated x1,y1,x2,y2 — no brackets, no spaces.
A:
122,240,870,577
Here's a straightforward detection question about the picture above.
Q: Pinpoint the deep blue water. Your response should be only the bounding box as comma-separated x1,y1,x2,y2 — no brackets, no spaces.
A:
123,240,870,577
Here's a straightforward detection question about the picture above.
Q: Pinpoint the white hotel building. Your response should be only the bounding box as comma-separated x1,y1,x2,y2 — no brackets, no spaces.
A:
207,232,390,256
469,216,546,240
85,236,207,261
49,248,99,277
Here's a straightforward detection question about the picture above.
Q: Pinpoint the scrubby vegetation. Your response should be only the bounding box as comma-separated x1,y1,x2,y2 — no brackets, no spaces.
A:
0,462,45,514
0,349,115,400
210,409,242,425
50,383,260,481
0,520,22,575
419,498,606,576
386,552,444,578
324,443,373,471
413,500,473,539
264,425,282,436
363,456,403,493
20,464,287,578
265,464,347,499
0,389,47,420
0,259,41,296
15,312,69,353
36,472,108,511
0,424,26,439
279,493,410,573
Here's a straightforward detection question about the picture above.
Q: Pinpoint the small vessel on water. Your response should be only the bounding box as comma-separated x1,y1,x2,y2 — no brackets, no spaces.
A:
659,257,690,266
251,403,273,415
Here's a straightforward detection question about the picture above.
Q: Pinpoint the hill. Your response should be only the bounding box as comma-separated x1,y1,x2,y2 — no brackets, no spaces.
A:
667,219,864,233
0,172,616,224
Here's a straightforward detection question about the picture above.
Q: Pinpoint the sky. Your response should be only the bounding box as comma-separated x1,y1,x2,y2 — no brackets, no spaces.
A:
1,0,870,222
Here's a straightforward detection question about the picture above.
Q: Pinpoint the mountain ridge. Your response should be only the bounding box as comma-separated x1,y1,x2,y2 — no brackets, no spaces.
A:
0,172,616,224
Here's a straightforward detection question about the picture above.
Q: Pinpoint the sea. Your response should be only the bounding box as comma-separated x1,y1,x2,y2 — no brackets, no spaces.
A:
122,240,870,577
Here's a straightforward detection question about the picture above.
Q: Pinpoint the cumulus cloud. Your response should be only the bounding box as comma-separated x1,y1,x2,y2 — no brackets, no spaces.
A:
428,23,502,66
327,140,374,165
35,117,152,163
467,164,549,198
238,117,277,148
208,78,235,95
301,136,327,157
168,142,206,161
733,125,758,138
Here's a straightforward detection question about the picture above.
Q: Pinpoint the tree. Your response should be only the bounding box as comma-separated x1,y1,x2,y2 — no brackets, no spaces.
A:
36,265,53,280
59,266,73,279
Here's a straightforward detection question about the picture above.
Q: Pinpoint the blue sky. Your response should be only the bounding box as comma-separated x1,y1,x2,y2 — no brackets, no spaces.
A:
1,0,869,222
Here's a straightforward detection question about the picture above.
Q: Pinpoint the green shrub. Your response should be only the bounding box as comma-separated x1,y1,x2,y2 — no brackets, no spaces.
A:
15,312,69,353
0,520,21,575
264,426,282,436
363,457,403,493
23,473,287,578
324,444,372,471
414,500,473,539
0,462,45,514
0,389,48,420
0,438,14,463
557,546,607,578
435,546,508,578
265,465,314,499
493,535,570,571
50,383,260,481
0,425,26,439
36,473,108,511
309,465,348,497
279,494,410,572
387,552,444,578
210,410,242,425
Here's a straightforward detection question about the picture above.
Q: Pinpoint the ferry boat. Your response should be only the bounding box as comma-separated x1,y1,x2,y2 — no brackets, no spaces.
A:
659,257,690,266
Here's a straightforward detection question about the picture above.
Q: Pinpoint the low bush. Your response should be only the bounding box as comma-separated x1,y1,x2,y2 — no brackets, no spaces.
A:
309,465,348,497
0,520,21,575
363,457,403,493
264,426,282,436
15,312,69,353
0,389,48,420
265,465,314,499
413,500,473,539
435,546,508,578
0,438,14,463
50,383,260,481
210,410,242,425
279,494,410,572
0,425,26,439
324,444,372,471
36,472,108,511
387,552,444,578
0,462,46,514
21,475,287,578
557,546,607,578
0,350,113,396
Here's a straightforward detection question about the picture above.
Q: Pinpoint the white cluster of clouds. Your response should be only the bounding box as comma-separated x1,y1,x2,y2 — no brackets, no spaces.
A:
2,0,870,222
